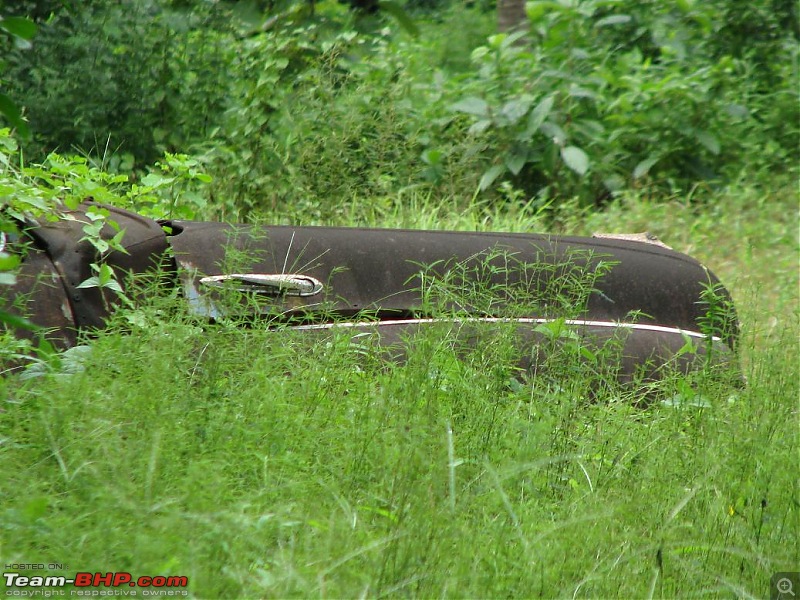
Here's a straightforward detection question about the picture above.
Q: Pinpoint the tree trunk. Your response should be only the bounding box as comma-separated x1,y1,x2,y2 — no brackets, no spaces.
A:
497,0,528,38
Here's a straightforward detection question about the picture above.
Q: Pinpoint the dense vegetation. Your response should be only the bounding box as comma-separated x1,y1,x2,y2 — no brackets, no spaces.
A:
2,0,797,217
0,0,797,597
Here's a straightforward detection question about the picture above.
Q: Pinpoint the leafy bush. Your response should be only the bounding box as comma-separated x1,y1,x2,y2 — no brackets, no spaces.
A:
203,0,797,218
3,0,796,218
444,0,799,205
4,0,236,165
204,5,499,218
0,13,36,139
207,23,421,218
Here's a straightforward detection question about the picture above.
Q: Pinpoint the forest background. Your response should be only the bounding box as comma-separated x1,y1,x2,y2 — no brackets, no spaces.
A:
2,0,797,219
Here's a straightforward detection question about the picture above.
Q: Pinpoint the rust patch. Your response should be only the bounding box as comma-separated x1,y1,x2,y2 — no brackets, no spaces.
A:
592,231,673,250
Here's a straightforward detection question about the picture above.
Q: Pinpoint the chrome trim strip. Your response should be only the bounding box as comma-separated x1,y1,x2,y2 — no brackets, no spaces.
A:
288,317,721,342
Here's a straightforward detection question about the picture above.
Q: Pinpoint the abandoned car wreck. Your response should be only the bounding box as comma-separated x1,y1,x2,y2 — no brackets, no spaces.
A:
2,203,739,383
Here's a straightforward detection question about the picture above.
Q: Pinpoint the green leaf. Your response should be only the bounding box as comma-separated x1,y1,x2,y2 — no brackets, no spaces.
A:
560,146,589,176
540,121,566,146
527,95,555,136
568,85,598,100
633,156,660,179
469,119,492,135
579,346,598,363
102,278,124,294
695,130,720,155
505,152,527,176
0,93,30,140
526,1,564,22
97,263,115,286
603,174,626,192
725,104,749,120
501,30,529,49
0,17,37,40
479,164,505,190
501,95,534,125
421,149,443,166
0,310,37,331
0,252,20,272
533,318,574,340
595,15,632,27
108,229,129,254
231,0,266,31
140,173,173,187
76,276,100,290
378,1,419,37
451,97,490,117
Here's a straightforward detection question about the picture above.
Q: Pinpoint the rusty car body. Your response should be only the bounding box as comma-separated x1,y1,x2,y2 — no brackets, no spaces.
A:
2,203,738,381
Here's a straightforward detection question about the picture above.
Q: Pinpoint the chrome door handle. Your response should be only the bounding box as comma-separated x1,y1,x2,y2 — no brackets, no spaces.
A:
199,274,324,297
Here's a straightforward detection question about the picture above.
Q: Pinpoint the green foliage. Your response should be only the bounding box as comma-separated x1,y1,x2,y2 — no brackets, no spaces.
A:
0,127,127,352
444,0,798,205
201,0,797,216
0,129,211,224
2,0,797,215
134,153,213,220
208,23,412,218
4,0,236,165
206,7,497,217
0,13,37,139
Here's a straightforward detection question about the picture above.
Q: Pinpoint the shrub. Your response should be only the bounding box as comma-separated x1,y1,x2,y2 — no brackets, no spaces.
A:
8,0,794,218
206,0,797,218
444,0,799,206
4,0,236,166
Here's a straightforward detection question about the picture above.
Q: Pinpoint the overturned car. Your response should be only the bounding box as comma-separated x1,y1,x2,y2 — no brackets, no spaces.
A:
2,203,739,382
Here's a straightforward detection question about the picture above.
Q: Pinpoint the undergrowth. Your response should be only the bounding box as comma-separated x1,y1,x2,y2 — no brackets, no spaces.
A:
0,295,794,597
0,183,796,597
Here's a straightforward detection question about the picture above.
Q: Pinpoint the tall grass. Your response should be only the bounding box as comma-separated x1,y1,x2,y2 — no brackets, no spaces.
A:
1,184,797,597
